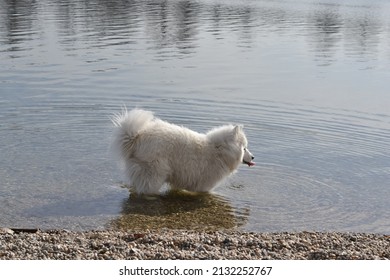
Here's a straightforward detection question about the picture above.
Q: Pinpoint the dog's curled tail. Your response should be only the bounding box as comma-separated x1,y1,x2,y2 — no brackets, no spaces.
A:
111,108,154,158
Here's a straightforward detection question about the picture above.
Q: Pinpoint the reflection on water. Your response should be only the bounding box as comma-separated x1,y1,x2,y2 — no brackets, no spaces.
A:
1,0,388,62
0,0,389,233
113,190,248,231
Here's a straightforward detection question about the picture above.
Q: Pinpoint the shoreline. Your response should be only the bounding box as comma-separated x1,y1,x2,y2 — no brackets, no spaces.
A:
1,228,389,260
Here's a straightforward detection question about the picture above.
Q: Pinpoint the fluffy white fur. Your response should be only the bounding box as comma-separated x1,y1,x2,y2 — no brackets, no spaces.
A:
111,108,255,194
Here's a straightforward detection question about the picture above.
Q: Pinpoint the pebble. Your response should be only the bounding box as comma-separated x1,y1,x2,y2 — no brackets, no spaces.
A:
0,228,389,260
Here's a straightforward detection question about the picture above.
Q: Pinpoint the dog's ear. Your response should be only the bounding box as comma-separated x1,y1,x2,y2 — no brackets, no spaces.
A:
233,125,243,137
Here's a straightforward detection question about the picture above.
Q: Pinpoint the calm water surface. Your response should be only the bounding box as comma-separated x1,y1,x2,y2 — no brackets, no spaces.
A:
0,0,389,233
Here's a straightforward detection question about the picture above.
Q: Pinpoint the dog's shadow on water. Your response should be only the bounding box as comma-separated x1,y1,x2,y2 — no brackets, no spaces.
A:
111,189,249,231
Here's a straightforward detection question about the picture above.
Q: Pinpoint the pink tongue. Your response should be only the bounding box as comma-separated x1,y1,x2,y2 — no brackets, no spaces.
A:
248,161,255,167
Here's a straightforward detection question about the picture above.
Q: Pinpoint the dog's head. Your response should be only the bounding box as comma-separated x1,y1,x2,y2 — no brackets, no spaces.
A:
208,125,255,169
232,125,255,167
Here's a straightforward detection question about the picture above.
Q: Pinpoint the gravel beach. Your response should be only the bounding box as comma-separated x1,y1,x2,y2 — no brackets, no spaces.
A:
1,228,389,260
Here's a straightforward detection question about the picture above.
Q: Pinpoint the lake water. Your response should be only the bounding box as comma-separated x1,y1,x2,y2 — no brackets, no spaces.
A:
0,0,389,233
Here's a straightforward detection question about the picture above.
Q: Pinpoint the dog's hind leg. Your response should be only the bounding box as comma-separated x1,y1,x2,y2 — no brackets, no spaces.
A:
129,161,169,195
136,175,165,195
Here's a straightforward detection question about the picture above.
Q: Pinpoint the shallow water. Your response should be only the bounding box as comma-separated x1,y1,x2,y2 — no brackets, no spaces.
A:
0,0,389,233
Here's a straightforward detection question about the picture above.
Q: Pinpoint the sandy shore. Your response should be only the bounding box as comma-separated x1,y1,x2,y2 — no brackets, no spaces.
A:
1,228,389,260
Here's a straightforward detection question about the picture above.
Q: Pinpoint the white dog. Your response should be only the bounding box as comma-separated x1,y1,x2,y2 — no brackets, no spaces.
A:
111,108,254,194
